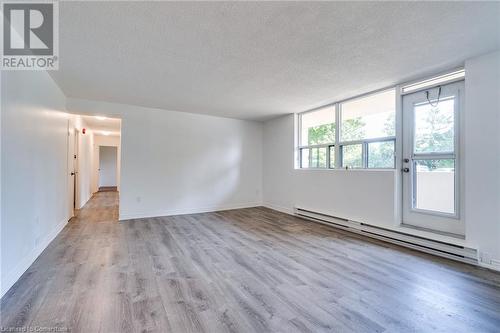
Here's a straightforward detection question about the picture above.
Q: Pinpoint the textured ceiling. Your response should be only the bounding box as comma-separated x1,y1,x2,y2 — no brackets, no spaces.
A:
51,1,500,121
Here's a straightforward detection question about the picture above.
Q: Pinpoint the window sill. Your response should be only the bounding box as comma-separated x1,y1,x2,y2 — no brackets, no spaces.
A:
294,167,396,173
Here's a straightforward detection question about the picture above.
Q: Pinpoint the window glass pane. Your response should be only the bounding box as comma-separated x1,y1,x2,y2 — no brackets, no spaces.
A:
301,147,327,168
318,147,327,168
368,141,395,168
342,144,363,168
300,107,335,146
414,159,455,214
311,148,319,167
309,147,327,168
340,89,395,141
329,146,335,168
300,148,310,168
414,97,454,154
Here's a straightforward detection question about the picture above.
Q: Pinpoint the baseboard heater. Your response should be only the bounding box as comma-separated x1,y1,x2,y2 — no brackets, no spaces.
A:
295,208,478,265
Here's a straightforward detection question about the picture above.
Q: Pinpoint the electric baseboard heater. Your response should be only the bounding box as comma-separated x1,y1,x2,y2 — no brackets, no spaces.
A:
295,207,478,265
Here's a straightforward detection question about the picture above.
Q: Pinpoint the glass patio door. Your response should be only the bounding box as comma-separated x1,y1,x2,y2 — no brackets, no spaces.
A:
402,80,464,235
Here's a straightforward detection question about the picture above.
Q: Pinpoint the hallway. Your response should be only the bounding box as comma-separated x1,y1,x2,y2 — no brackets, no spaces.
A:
1,192,500,332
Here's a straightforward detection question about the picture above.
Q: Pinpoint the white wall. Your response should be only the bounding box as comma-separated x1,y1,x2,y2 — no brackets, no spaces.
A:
99,146,118,187
74,117,94,209
0,73,3,297
262,50,500,269
262,114,397,227
464,50,500,266
2,49,497,301
1,70,68,297
66,99,263,220
2,90,262,297
0,72,96,297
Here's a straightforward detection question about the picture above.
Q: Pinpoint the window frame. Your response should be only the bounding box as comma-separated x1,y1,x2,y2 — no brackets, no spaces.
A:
366,138,397,169
297,88,397,170
339,136,396,169
401,69,465,95
297,106,336,169
299,145,331,169
406,84,461,218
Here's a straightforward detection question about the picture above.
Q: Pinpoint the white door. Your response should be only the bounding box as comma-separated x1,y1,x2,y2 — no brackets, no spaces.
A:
67,123,77,219
99,146,118,187
402,80,464,235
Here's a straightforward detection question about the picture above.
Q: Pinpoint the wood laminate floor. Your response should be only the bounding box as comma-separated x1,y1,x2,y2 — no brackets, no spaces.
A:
1,192,500,332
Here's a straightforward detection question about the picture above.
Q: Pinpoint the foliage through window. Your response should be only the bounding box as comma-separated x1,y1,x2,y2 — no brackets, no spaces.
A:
414,97,454,154
298,89,396,169
340,90,396,141
299,106,335,168
368,140,395,168
342,144,363,168
300,107,335,146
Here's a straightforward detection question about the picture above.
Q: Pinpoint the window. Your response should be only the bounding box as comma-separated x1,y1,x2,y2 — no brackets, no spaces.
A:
341,144,363,168
340,90,395,142
300,148,310,168
299,106,335,146
367,140,395,168
401,69,464,94
413,159,455,214
329,145,335,168
300,147,328,168
339,89,396,168
298,106,335,169
413,97,454,154
298,89,396,169
408,87,458,216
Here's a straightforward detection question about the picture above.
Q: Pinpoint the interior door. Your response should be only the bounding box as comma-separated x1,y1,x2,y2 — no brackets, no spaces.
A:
99,146,118,187
67,123,76,219
402,80,464,235
74,130,79,209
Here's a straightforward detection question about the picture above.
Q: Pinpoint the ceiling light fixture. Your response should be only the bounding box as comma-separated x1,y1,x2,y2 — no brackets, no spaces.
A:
102,131,110,136
96,116,107,120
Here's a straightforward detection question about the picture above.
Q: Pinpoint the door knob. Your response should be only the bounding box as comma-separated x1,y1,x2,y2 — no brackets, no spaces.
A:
402,167,410,173
403,158,410,163
71,172,75,176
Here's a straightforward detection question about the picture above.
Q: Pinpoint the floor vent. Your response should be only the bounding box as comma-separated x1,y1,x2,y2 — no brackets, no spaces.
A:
295,208,478,265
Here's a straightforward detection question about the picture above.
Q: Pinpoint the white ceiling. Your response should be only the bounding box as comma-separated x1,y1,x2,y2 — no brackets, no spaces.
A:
81,115,121,136
51,2,500,121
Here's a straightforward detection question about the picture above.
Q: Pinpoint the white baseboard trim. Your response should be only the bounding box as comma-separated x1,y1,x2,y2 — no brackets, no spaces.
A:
1,217,69,299
263,205,500,272
78,191,93,209
262,202,294,215
119,202,263,221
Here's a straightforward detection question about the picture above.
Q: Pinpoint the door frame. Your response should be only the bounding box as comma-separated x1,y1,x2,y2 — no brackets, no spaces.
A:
67,122,79,219
67,121,74,219
400,80,465,235
74,129,80,210
98,145,118,188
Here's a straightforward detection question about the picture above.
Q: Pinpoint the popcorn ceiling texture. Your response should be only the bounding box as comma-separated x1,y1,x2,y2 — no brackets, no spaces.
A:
51,2,500,121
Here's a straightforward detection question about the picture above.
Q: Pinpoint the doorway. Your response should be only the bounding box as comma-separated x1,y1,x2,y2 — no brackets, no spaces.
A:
401,80,464,235
67,126,80,219
98,146,118,191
